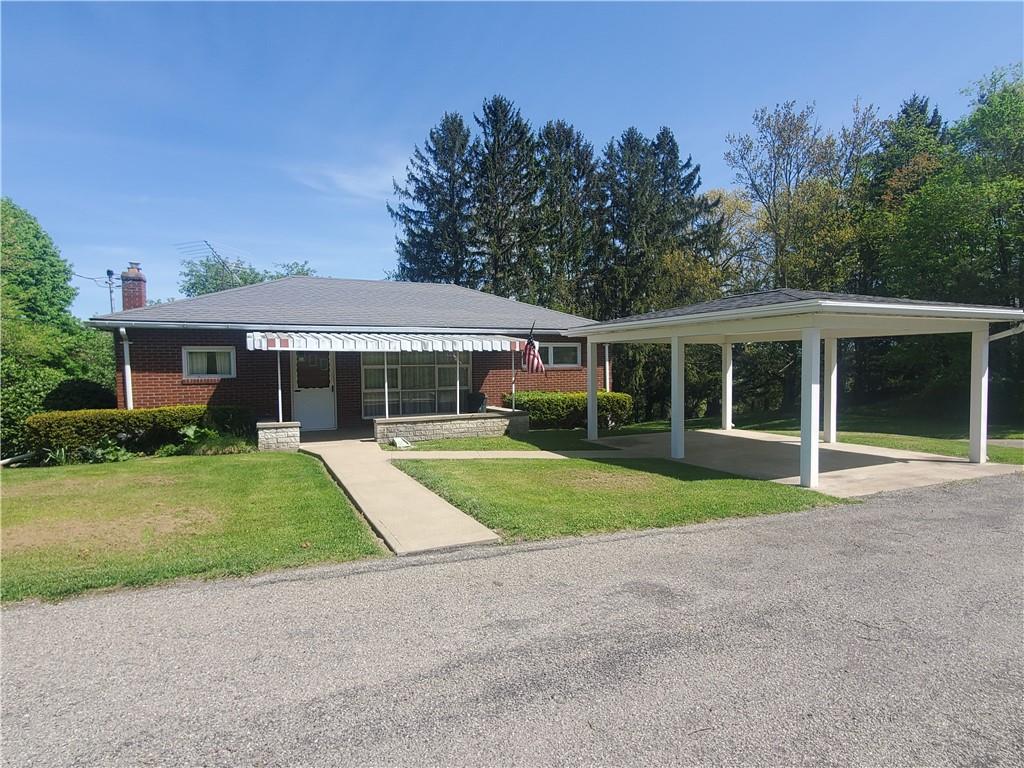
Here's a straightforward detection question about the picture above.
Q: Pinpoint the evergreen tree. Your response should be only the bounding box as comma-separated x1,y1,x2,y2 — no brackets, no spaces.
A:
472,96,539,299
597,127,661,320
534,120,598,313
388,112,478,286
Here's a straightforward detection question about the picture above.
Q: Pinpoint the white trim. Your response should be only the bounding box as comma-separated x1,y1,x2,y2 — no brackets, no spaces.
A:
181,345,237,379
538,342,582,368
569,298,1023,335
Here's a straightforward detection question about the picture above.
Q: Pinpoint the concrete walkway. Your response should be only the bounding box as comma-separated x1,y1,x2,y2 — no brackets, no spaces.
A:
301,436,498,555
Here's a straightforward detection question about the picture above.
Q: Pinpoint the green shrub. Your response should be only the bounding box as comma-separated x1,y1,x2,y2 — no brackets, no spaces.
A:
0,366,67,456
41,379,116,411
503,391,633,429
25,405,253,456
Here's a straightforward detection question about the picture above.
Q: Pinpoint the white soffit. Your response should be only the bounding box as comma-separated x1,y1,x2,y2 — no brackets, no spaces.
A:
246,331,524,353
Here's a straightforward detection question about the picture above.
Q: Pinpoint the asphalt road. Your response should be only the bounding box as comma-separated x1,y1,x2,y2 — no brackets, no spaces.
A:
3,474,1022,767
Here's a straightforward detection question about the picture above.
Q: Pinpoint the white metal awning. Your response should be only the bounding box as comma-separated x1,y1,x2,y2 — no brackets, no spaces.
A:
246,331,525,353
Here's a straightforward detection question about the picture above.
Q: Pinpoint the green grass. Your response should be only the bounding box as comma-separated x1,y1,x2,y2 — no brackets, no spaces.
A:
0,453,383,602
395,458,840,541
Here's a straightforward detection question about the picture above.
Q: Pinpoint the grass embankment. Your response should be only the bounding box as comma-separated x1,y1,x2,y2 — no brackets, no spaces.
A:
395,458,839,542
1,453,383,602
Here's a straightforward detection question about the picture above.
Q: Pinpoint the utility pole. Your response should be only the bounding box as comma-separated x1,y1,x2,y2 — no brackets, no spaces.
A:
106,269,117,312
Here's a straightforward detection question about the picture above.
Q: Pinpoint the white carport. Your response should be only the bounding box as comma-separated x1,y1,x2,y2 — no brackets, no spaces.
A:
571,290,1023,489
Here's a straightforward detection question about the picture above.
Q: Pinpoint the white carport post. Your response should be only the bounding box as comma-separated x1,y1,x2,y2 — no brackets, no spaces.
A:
586,341,599,440
721,342,733,430
800,327,821,488
969,327,989,463
671,336,685,459
823,337,838,443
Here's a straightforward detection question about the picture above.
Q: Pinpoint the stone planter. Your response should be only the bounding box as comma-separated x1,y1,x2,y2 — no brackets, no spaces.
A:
373,407,528,444
256,421,301,452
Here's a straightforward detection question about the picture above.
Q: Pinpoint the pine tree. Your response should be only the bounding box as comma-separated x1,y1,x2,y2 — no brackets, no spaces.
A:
534,120,599,314
388,112,478,286
472,95,539,299
597,127,661,320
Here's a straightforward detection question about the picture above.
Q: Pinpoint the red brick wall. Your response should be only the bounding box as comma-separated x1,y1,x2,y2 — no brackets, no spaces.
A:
113,331,608,427
114,329,291,421
473,335,609,408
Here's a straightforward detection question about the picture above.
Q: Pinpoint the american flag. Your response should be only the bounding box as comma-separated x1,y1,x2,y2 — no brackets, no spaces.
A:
521,325,545,374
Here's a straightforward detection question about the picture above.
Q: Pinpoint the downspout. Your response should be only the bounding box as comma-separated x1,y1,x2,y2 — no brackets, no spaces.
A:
119,327,134,410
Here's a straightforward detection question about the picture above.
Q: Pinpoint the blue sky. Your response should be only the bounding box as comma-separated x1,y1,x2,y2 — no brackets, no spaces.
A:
3,2,1021,319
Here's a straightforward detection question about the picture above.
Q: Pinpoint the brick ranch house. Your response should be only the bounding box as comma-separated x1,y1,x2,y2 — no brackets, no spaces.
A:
88,264,610,435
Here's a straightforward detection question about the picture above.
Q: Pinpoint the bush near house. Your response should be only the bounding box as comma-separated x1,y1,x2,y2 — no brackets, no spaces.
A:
25,405,253,457
504,391,633,429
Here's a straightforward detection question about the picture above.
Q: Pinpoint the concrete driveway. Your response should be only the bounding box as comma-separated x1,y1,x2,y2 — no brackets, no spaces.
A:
596,428,1021,496
2,475,1021,767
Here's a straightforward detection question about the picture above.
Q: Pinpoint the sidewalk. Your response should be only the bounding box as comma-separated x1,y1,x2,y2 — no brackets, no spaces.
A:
301,437,499,555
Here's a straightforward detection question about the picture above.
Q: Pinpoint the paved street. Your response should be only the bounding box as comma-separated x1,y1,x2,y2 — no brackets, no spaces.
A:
3,474,1022,767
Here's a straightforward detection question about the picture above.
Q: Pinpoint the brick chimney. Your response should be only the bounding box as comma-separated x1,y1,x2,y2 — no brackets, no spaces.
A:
121,262,147,310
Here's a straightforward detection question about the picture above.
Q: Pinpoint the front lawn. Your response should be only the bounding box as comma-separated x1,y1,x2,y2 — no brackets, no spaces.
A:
395,458,839,541
0,453,383,602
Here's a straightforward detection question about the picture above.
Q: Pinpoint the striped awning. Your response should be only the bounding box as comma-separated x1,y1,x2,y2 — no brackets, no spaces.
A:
246,331,524,353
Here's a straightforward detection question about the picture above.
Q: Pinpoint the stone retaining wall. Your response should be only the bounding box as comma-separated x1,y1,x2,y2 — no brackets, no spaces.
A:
374,408,528,444
257,421,301,452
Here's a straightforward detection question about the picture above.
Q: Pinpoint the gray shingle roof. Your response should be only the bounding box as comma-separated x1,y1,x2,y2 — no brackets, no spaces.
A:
90,276,592,332
576,289,1019,328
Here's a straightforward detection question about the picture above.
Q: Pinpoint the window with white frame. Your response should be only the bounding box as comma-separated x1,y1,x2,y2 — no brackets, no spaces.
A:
182,346,236,379
361,351,470,419
537,342,581,368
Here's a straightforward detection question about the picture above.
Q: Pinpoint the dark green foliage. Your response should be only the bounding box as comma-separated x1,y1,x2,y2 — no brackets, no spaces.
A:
502,390,633,429
42,379,117,411
535,120,600,314
389,113,479,286
472,95,540,300
25,405,253,457
0,200,117,456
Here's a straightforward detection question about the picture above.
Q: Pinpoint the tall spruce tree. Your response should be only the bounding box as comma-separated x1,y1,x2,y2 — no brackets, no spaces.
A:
472,95,539,299
597,127,661,320
388,112,478,285
534,120,599,314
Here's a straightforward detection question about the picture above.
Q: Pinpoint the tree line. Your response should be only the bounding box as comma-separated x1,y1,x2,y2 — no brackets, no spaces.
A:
389,66,1023,420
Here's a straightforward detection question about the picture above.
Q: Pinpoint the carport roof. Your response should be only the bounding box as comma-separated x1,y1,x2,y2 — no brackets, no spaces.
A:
570,289,1022,337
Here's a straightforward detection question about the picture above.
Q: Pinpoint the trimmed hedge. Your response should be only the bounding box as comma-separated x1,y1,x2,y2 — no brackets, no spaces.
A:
502,391,633,429
25,405,253,455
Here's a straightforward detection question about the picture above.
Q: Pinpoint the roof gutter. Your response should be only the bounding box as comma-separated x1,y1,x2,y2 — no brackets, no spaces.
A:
89,319,574,335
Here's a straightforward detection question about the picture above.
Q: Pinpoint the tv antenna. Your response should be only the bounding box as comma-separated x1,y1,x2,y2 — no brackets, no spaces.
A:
174,240,248,286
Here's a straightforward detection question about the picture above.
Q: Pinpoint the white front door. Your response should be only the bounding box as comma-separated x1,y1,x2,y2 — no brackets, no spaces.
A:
292,351,337,431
